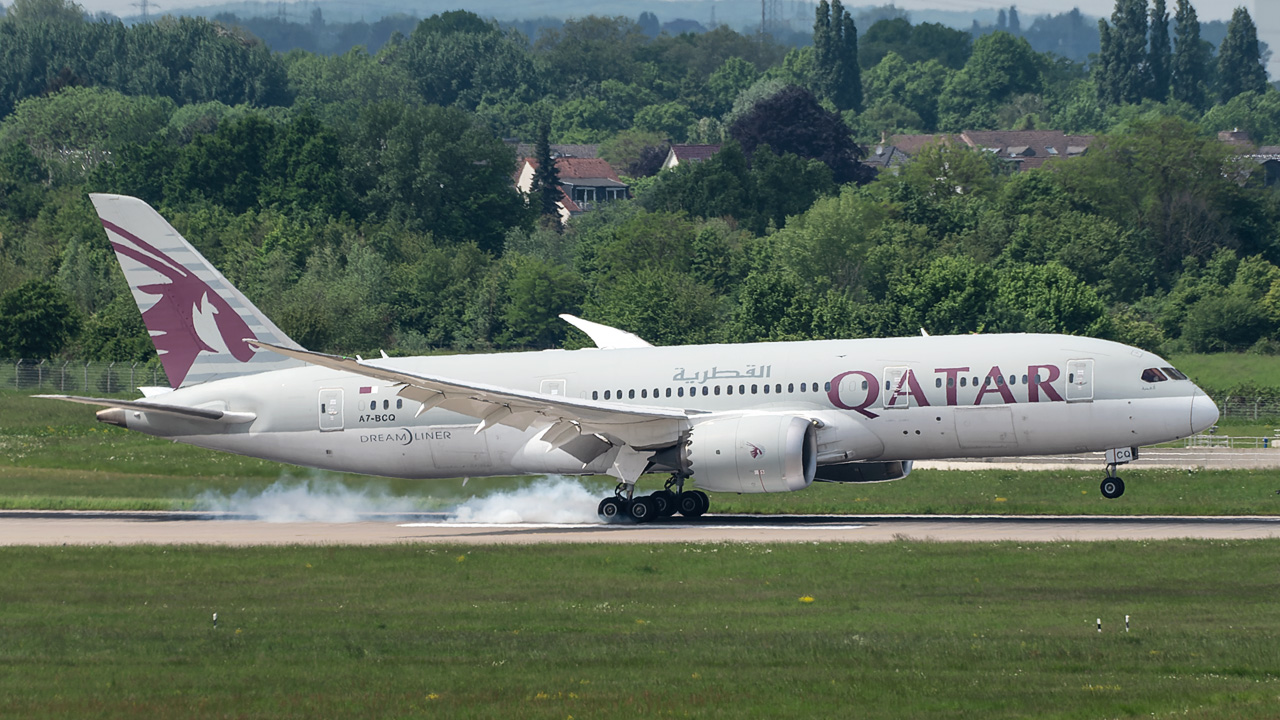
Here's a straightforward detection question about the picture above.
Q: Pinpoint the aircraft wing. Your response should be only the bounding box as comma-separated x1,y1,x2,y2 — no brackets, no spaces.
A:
37,394,257,424
249,342,691,450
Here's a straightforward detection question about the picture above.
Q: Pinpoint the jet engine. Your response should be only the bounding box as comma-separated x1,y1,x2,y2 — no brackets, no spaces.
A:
687,414,817,493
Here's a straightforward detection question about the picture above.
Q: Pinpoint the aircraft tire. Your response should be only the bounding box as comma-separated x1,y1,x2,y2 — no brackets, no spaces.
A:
598,497,627,523
677,491,705,518
652,490,678,517
629,496,657,523
1100,477,1125,499
692,490,710,514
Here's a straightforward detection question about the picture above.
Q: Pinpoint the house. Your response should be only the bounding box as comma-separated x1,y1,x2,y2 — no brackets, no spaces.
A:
888,130,1095,171
514,157,629,223
860,143,911,173
1218,130,1280,187
662,144,720,170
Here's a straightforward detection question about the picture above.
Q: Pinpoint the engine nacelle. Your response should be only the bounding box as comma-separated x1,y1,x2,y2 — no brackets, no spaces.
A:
687,414,817,493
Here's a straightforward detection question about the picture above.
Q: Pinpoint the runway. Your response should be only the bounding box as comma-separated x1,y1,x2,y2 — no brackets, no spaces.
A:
2,511,1279,545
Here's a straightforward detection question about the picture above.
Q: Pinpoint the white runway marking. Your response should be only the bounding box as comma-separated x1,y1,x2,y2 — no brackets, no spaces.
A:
398,522,868,531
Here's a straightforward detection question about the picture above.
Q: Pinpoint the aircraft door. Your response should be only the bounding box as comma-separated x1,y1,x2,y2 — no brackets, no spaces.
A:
318,388,344,431
540,379,567,396
1066,359,1094,402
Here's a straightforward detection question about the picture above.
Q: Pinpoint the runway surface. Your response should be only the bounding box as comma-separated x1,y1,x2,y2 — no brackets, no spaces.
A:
2,511,1279,545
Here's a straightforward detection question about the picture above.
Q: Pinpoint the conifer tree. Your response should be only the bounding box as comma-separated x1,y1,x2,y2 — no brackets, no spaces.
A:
1217,6,1268,103
997,8,1007,30
1172,0,1210,110
1096,0,1150,106
1008,6,1021,34
1147,0,1171,100
530,122,561,224
812,0,862,112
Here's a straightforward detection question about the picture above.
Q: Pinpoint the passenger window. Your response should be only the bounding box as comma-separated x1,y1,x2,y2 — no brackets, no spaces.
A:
665,388,672,398
996,376,1005,386
702,386,709,396
800,383,807,392
775,384,782,393
947,378,954,388
740,384,746,395
629,389,635,399
824,381,831,391
726,385,734,395
960,377,967,387
764,384,770,394
861,381,868,390
369,401,376,410
788,383,795,392
654,388,659,397
1021,375,1028,385
752,384,758,394
1008,376,1015,386
593,391,599,400
935,378,942,388
641,389,648,398
714,385,721,396
604,390,611,400
383,399,389,410
678,387,685,397
396,399,403,409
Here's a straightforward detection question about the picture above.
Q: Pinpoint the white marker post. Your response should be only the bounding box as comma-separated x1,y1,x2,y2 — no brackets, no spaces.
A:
1126,615,1130,632
1097,618,1102,633
213,612,218,629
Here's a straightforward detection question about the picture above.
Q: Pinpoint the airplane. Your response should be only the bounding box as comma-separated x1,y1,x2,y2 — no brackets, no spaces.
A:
41,194,1221,523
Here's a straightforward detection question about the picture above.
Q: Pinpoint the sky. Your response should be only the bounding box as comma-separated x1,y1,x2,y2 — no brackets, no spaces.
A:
40,0,1245,25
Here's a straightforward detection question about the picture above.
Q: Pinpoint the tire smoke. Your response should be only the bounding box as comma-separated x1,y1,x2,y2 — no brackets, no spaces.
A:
193,475,605,524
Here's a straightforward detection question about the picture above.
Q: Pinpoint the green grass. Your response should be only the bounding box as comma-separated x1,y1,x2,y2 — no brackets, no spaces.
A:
2,542,1278,719
1170,353,1280,392
6,390,1280,515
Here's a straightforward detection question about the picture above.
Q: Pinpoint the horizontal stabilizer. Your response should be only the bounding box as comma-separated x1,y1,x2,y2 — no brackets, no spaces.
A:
36,395,257,424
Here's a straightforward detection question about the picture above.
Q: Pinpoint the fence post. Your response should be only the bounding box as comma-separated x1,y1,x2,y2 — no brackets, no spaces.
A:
37,359,45,388
1256,398,1262,422
83,361,89,392
130,362,137,392
60,360,68,391
107,362,115,393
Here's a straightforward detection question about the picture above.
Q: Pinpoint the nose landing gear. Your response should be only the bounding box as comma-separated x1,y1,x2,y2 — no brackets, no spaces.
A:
1099,447,1135,499
1100,474,1125,499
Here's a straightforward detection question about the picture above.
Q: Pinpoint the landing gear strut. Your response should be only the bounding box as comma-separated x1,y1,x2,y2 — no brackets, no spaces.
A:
596,475,710,523
1099,448,1135,499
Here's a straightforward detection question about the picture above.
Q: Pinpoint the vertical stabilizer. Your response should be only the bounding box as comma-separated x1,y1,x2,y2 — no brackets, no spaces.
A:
90,193,305,388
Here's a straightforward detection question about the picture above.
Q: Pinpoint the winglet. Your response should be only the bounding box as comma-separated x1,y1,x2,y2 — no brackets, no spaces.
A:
559,314,653,349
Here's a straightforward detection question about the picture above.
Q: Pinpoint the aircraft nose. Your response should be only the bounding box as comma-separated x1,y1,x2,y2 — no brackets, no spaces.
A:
1190,390,1219,435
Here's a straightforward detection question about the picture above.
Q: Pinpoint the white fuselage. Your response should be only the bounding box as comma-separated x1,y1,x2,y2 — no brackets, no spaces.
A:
114,334,1217,487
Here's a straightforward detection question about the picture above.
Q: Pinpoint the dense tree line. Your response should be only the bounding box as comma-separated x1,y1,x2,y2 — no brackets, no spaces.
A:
2,0,1280,367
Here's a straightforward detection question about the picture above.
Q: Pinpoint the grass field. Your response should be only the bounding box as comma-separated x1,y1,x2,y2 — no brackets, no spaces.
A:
1169,353,1280,392
2,541,1278,719
5,391,1280,515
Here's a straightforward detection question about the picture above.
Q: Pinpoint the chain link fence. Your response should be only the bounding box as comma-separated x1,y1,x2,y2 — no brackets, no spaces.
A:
3,359,170,394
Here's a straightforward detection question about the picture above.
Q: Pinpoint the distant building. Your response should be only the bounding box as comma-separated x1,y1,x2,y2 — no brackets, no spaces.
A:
889,130,1095,171
661,144,720,171
1216,129,1280,187
860,143,910,173
514,157,629,224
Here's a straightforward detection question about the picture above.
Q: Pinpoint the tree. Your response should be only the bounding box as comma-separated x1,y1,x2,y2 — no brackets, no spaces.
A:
1095,0,1149,106
0,279,80,358
1217,7,1268,103
1008,6,1020,34
530,121,561,224
1172,0,1211,111
498,255,584,348
1147,0,1171,101
727,85,872,185
812,0,861,111
858,18,971,70
991,262,1110,336
937,32,1043,130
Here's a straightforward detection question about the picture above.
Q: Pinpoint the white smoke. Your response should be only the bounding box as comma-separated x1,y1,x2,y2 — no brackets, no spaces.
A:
448,477,603,524
193,478,427,523
193,475,605,524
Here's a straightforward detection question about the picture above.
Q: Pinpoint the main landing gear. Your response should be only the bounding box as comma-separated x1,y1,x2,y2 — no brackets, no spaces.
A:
597,476,709,523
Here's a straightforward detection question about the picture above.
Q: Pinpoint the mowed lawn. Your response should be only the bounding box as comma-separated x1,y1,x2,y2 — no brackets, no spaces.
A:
1,541,1278,719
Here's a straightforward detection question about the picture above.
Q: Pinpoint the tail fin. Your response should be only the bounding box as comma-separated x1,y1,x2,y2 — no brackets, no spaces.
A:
90,193,304,388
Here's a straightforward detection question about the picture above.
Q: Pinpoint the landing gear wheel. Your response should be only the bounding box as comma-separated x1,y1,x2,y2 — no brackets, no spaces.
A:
692,490,710,515
1100,477,1125,499
677,491,707,518
598,497,627,522
652,490,678,517
629,496,657,523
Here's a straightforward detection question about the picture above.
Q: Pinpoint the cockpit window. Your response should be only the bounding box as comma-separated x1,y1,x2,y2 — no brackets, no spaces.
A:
1141,368,1169,383
1163,367,1188,380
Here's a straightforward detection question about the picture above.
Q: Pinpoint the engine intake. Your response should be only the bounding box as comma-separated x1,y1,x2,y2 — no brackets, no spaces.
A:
688,414,817,493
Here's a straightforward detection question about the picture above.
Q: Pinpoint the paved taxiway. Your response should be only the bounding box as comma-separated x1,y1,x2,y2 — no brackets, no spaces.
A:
2,511,1279,545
